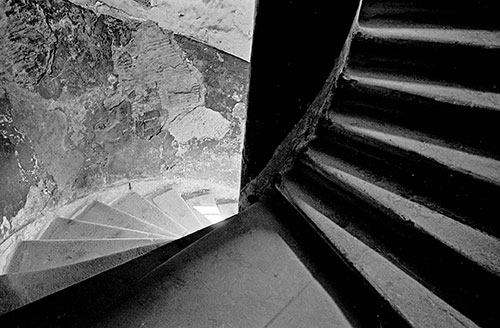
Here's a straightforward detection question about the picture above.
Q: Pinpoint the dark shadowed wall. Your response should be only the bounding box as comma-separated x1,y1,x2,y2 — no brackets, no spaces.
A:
241,0,360,186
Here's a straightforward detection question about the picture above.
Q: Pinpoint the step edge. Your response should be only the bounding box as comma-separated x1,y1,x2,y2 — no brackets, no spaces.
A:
356,26,500,49
303,148,500,277
39,217,170,240
110,192,188,236
278,178,480,328
75,200,178,237
323,114,500,187
342,71,500,112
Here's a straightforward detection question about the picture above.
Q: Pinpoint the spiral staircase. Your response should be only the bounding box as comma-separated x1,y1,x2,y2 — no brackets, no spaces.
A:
1,0,500,327
0,188,237,315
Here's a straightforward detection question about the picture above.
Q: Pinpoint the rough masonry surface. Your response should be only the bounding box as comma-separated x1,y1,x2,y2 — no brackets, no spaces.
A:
0,0,249,243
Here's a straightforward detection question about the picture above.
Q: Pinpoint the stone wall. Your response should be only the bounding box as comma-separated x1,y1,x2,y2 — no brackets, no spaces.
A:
0,0,249,243
68,0,255,61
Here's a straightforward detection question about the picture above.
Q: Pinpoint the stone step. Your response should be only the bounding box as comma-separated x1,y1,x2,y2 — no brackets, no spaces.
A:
356,27,500,49
6,238,168,274
304,147,500,277
25,202,361,328
326,112,500,186
279,156,500,326
39,218,166,240
0,242,166,315
279,176,482,328
343,71,500,110
185,193,222,224
111,192,188,237
347,27,500,92
337,72,500,158
74,201,173,237
188,206,213,227
319,112,500,237
0,224,218,322
358,0,497,30
152,190,204,232
217,201,239,220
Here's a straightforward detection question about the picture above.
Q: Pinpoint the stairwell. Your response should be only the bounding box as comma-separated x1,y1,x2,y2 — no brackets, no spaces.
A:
1,0,500,327
0,188,236,314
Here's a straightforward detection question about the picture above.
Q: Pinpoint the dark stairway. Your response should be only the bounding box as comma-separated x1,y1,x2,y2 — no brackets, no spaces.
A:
1,1,500,327
278,1,500,327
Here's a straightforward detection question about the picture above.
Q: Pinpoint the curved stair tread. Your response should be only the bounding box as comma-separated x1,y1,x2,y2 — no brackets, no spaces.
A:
39,218,167,240
152,190,204,232
358,0,497,30
347,27,500,92
344,71,500,111
74,201,174,237
265,280,353,328
327,113,500,186
190,207,214,227
0,241,167,315
57,202,358,328
279,177,480,328
334,73,500,160
357,26,500,49
111,192,188,237
304,147,500,276
217,201,239,220
0,223,219,326
185,193,222,225
6,238,169,274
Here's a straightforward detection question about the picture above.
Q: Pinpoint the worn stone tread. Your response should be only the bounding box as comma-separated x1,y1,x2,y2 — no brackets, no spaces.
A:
190,207,213,227
358,26,500,49
279,177,480,328
112,192,187,237
358,0,497,31
152,190,204,232
74,201,173,237
0,242,166,315
58,202,355,328
185,193,221,225
344,71,500,111
348,27,500,92
217,202,239,220
265,280,352,328
305,147,500,277
326,112,500,186
6,238,168,274
39,217,167,240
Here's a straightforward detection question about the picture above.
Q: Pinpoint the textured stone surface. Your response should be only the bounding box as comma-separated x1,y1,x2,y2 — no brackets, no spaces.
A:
7,238,167,273
174,34,250,120
71,202,341,328
0,90,39,221
39,217,165,240
152,190,203,232
0,0,249,244
168,106,230,144
111,192,188,236
68,0,255,60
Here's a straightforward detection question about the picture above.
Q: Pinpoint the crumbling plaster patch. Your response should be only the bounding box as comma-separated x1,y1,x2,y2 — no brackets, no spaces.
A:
69,0,255,61
0,0,250,244
169,106,231,145
112,21,206,126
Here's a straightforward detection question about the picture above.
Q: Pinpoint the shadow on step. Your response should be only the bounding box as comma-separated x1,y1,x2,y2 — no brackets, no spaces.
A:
0,224,218,327
76,201,408,327
2,198,407,328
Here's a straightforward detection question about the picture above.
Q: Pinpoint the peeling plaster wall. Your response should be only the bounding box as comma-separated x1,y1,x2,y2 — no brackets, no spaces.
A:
0,0,250,243
68,0,255,61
